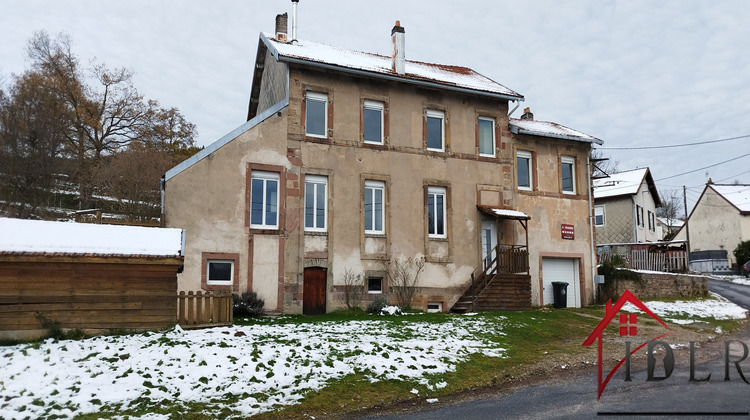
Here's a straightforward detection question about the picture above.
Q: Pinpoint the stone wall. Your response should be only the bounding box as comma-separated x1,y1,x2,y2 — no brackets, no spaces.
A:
614,271,708,299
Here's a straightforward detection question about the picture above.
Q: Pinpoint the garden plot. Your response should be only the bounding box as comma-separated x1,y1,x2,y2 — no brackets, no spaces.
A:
0,315,509,419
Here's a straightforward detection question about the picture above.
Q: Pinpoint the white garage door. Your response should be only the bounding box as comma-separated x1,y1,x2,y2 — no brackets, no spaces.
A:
542,258,580,308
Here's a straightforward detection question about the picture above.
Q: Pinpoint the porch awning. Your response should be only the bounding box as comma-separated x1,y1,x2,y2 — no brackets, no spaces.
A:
477,205,530,220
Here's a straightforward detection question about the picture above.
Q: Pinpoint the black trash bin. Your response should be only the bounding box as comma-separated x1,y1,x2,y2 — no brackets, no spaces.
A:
551,281,568,308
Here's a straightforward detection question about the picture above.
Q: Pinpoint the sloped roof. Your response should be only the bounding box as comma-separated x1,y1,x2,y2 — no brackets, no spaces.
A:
593,168,661,206
509,118,603,145
0,218,183,257
710,184,750,213
260,33,523,101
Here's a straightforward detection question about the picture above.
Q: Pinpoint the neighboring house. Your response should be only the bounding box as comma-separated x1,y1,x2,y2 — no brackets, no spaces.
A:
593,168,662,245
656,216,683,240
163,16,601,313
673,182,750,270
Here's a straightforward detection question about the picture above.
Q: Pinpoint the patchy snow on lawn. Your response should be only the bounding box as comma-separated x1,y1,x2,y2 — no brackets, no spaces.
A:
0,316,508,419
623,292,748,324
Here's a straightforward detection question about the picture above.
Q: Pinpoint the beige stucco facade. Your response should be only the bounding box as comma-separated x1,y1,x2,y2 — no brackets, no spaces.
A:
673,186,750,266
164,31,600,313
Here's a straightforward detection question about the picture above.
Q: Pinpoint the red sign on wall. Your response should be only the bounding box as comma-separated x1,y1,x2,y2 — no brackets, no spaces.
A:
561,223,575,240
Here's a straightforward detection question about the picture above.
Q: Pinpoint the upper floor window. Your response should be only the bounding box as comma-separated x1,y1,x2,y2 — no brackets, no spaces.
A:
561,156,576,194
305,175,327,232
517,150,533,191
250,171,279,229
648,210,655,232
364,180,385,234
427,186,447,238
636,204,644,227
363,100,384,144
478,117,495,157
594,205,605,226
425,109,445,152
305,91,327,138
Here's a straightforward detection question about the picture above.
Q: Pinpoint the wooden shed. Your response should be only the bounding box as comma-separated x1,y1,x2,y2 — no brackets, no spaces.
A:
0,218,184,340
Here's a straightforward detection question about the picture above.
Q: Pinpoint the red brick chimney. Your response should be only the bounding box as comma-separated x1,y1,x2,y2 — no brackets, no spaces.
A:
520,107,534,121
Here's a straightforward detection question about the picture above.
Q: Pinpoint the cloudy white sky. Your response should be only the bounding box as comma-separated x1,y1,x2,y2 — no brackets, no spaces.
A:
1,0,748,211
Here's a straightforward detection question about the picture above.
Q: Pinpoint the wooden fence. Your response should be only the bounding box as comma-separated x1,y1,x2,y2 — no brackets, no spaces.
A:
599,248,687,273
630,249,688,272
177,291,233,328
74,209,163,227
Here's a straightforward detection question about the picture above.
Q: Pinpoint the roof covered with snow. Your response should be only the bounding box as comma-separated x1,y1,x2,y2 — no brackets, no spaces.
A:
593,168,660,202
477,205,530,220
509,118,603,145
0,218,183,257
261,33,523,100
710,184,750,213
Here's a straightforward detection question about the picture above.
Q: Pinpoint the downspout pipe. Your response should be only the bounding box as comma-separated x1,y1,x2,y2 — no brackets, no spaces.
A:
587,151,597,302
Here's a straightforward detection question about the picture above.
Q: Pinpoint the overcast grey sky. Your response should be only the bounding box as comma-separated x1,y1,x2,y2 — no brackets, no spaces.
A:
1,0,748,212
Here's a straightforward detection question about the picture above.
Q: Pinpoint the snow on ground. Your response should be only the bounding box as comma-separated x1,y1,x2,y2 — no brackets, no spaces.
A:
623,292,748,324
0,316,508,419
710,274,750,287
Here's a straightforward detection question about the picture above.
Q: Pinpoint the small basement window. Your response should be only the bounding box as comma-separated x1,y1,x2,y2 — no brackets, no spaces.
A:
427,302,443,313
207,260,233,285
368,277,383,294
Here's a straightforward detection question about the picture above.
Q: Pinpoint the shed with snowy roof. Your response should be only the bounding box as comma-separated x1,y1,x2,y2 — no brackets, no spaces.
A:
0,218,184,339
673,182,750,271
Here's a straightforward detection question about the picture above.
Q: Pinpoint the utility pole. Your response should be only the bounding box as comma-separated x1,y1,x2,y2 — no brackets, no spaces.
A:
683,185,691,266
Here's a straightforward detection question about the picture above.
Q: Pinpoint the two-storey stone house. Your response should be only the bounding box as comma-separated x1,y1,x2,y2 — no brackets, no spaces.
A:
163,16,602,313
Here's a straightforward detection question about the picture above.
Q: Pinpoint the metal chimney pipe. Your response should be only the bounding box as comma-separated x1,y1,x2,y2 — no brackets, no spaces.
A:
292,0,299,42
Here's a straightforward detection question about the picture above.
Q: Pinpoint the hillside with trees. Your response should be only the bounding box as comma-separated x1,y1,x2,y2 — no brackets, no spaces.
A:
0,31,200,220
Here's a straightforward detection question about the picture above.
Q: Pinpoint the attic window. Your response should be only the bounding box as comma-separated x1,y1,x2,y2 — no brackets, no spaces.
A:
305,91,327,138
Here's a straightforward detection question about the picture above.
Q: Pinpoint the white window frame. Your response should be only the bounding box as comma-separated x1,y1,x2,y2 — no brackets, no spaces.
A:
594,205,605,227
427,186,447,238
367,276,383,294
364,180,385,235
636,205,644,228
425,109,445,152
648,210,655,232
305,91,328,138
304,175,327,232
561,156,576,194
478,117,495,157
206,260,234,285
427,302,443,313
517,150,533,191
250,171,280,229
363,100,384,145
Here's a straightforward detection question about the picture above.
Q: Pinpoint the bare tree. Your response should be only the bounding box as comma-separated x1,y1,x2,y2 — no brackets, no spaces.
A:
590,148,619,179
0,72,67,218
24,31,196,208
337,268,365,309
656,190,683,240
386,256,425,309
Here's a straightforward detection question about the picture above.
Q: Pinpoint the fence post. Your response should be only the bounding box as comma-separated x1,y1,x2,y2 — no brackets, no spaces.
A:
178,291,186,325
196,291,204,325
187,291,195,325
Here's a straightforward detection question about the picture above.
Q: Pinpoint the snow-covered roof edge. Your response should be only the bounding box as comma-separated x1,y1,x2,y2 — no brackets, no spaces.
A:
509,118,603,145
709,184,750,214
0,218,185,258
165,98,289,182
260,33,524,102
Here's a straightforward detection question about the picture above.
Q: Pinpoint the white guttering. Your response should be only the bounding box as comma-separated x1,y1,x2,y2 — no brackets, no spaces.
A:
164,98,288,182
259,34,524,103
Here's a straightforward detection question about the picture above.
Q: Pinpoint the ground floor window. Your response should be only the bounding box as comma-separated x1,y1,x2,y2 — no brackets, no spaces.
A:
367,277,383,294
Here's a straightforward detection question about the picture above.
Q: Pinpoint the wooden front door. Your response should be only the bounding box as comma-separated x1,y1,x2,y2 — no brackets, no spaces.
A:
303,267,327,315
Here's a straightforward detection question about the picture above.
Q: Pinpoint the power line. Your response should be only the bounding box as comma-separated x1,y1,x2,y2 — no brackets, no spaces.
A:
597,134,750,150
655,151,750,182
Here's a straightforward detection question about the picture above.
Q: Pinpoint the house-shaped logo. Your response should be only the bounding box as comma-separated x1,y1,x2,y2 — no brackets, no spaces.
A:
582,289,672,399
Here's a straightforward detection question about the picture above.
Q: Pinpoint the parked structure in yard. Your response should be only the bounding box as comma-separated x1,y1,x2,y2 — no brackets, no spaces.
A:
673,181,750,272
163,14,602,313
593,168,662,244
0,218,184,340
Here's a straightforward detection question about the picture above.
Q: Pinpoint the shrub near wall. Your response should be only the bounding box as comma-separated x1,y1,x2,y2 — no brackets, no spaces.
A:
614,271,708,299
